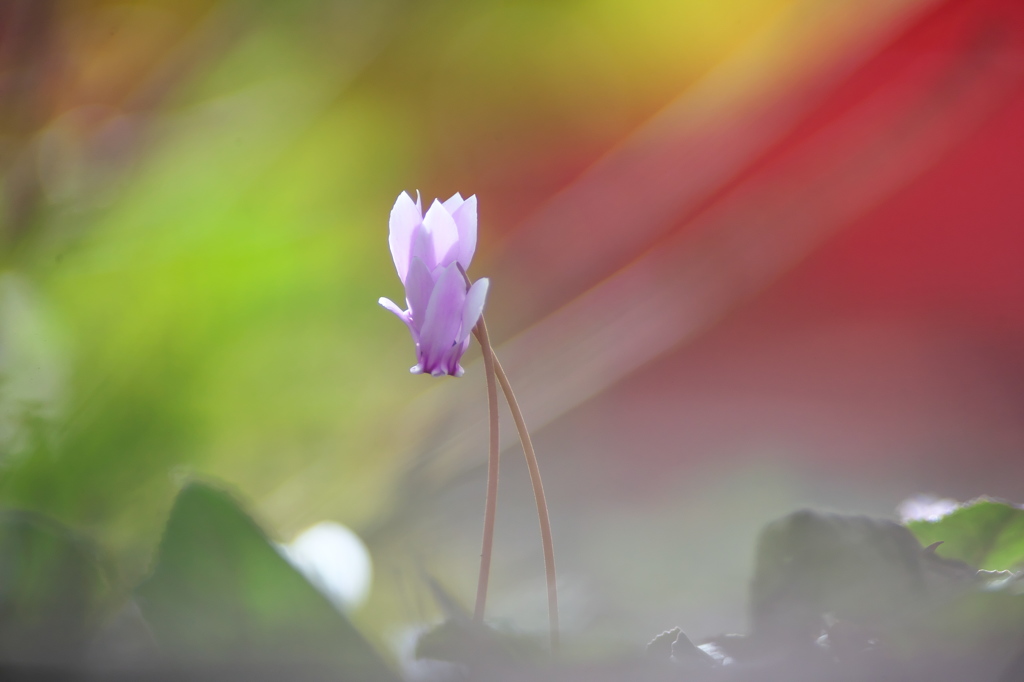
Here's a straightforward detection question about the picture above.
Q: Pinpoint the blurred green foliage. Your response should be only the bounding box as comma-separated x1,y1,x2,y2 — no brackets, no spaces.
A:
1,0,418,572
908,499,1024,572
0,509,111,665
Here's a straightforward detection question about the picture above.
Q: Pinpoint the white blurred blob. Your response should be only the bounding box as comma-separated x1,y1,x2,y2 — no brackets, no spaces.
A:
897,495,960,523
280,521,373,611
0,273,67,459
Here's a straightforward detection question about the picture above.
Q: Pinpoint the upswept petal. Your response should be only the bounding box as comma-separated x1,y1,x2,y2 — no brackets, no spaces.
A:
450,195,477,269
422,200,460,269
457,277,489,344
378,297,415,334
404,257,434,333
388,192,423,283
417,263,466,375
442,192,464,214
408,221,436,273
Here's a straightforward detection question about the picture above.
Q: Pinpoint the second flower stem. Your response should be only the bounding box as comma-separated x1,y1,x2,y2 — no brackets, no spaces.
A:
489,353,560,653
472,312,500,625
462,266,559,652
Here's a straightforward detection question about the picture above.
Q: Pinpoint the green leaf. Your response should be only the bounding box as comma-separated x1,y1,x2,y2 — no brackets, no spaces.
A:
907,498,1024,571
0,510,110,664
136,481,398,681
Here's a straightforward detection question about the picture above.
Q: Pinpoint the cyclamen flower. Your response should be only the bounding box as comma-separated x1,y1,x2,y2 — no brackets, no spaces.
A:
379,191,489,377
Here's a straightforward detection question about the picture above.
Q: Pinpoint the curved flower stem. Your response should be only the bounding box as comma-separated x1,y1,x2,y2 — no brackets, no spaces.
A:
459,266,559,652
489,355,559,652
472,309,501,625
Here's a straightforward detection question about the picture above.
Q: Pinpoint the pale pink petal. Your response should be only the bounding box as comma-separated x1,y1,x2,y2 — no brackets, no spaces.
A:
388,192,423,283
451,195,477,269
445,336,472,376
417,264,466,376
442,192,464,214
422,199,460,268
378,297,415,335
408,221,436,273
457,277,488,344
404,257,434,333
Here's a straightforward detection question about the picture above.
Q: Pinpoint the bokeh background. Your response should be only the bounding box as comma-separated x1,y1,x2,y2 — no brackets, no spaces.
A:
0,0,1022,659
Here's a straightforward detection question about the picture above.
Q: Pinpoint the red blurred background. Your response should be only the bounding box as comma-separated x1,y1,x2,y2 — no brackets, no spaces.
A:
387,0,1024,639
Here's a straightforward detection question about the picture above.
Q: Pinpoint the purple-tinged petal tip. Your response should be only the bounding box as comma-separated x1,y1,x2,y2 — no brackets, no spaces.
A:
389,192,424,283
379,297,415,334
451,195,477,269
458,278,489,344
417,263,466,376
378,296,406,318
422,199,460,269
442,192,464,214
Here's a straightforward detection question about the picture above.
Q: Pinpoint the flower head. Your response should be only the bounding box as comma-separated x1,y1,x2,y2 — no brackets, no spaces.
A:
379,191,489,377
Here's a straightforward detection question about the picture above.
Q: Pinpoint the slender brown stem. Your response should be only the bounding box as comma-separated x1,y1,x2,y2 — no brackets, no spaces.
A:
472,313,501,624
489,354,560,653
460,265,558,651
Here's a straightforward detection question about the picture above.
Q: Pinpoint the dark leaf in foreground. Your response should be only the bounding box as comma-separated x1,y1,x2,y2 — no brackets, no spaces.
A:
749,509,975,647
740,508,1024,681
0,510,110,666
136,480,398,682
